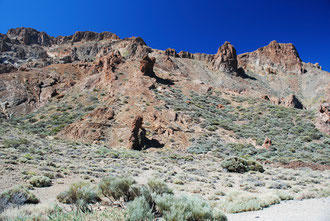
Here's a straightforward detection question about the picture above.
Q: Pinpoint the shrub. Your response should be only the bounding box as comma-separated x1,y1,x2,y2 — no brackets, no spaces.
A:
276,191,294,201
98,176,136,202
29,176,52,187
147,179,173,195
0,186,39,212
3,138,30,148
221,156,264,173
57,182,99,212
125,196,154,221
154,194,227,221
220,191,280,213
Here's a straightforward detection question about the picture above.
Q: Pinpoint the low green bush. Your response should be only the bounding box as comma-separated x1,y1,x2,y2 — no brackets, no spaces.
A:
57,182,100,212
221,156,264,173
0,186,39,212
3,138,30,148
125,196,154,221
29,176,52,187
220,191,280,213
147,179,173,195
98,176,136,202
276,191,294,200
155,194,227,221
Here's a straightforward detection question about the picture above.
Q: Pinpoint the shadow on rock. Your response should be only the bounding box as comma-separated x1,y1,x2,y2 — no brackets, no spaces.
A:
237,67,257,80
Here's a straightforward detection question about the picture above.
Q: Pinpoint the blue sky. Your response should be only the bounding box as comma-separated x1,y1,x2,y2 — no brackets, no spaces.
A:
1,0,329,71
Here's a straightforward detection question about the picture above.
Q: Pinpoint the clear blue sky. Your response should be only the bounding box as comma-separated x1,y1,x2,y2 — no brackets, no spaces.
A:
1,0,329,71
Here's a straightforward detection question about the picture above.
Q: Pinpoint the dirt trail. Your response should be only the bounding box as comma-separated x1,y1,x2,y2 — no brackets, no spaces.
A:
227,197,330,221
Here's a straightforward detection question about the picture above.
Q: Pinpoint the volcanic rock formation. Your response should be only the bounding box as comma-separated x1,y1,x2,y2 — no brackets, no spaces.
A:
128,115,147,150
316,103,330,134
0,27,329,152
140,55,156,75
210,41,238,74
238,40,304,75
165,48,178,57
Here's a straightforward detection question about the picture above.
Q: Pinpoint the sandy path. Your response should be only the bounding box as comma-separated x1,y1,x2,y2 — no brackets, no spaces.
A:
226,197,330,221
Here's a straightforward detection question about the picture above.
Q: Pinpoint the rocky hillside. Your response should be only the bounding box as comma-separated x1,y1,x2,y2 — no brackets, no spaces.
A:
0,27,329,151
0,27,330,220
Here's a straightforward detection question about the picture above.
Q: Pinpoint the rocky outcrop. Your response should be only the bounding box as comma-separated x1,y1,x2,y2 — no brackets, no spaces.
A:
0,34,11,52
1,28,122,74
60,107,115,143
118,37,151,59
7,27,53,46
70,31,119,43
261,94,304,109
0,64,17,74
262,138,272,149
178,51,193,59
210,41,238,73
128,115,146,150
303,62,322,70
284,94,304,109
193,53,214,63
55,31,119,44
140,55,156,75
96,50,122,73
316,103,330,134
238,40,303,75
165,48,178,57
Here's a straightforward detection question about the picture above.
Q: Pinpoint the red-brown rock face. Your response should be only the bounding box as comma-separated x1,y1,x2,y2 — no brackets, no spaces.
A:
7,27,53,46
210,41,238,73
96,50,122,73
238,40,303,75
261,94,304,109
316,103,330,134
140,55,156,75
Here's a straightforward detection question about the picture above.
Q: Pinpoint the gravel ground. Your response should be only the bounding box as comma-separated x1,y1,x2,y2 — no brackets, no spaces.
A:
227,197,330,221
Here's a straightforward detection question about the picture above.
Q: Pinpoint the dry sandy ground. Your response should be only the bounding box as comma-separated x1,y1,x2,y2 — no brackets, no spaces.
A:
227,197,330,221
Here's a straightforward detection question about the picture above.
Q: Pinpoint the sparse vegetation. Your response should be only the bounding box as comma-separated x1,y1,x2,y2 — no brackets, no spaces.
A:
155,194,227,220
147,179,173,195
220,191,280,213
57,182,100,212
0,186,39,213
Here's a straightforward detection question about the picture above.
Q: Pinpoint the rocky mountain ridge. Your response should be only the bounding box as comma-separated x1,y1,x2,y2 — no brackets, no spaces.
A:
0,27,329,149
